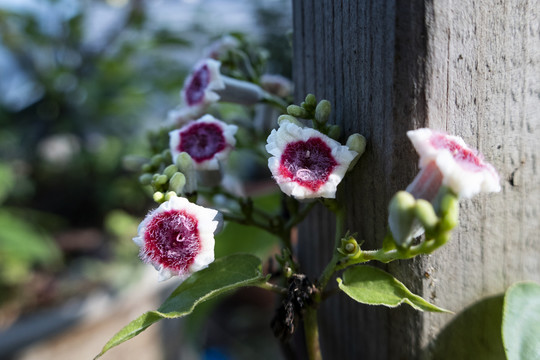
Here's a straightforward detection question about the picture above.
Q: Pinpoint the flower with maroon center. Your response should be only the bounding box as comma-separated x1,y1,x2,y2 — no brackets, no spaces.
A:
266,120,357,199
181,59,224,110
169,115,238,170
406,128,501,200
133,196,219,282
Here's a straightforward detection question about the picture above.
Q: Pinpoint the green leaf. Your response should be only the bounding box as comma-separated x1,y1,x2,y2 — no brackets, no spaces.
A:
502,281,540,360
337,265,450,312
95,254,266,359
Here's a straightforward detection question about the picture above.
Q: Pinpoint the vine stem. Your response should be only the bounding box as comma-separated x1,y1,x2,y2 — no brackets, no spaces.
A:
304,306,322,360
303,202,346,360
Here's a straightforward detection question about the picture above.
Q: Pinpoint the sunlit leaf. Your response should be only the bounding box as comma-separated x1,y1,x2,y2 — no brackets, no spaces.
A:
337,265,450,312
95,254,266,359
502,281,540,360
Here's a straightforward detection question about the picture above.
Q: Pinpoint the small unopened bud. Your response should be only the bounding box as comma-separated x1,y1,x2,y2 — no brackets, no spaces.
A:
169,172,186,194
175,152,197,193
305,93,317,107
153,191,165,203
314,100,331,125
164,191,177,201
346,133,367,171
161,149,172,163
278,114,304,128
151,154,163,167
163,164,178,178
339,237,361,258
388,191,417,248
414,199,439,232
139,173,153,185
440,193,459,231
287,104,308,118
154,174,168,185
327,125,341,140
141,163,153,173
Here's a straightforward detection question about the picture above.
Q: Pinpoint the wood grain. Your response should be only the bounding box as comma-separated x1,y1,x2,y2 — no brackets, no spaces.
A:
292,0,539,358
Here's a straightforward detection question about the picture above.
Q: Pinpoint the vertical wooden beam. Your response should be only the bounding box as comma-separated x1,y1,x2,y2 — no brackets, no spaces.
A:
293,0,540,358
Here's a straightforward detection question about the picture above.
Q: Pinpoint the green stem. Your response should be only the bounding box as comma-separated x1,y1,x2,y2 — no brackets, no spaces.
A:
336,232,450,271
303,306,322,360
317,206,346,291
261,92,289,113
255,282,286,295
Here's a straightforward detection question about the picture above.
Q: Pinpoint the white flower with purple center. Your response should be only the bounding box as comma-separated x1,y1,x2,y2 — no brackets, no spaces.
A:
266,120,357,199
169,115,238,171
181,59,225,110
133,196,219,282
406,128,501,200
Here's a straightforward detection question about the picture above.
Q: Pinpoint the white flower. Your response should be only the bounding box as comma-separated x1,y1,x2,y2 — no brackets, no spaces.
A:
133,196,219,282
181,59,225,110
169,114,238,171
406,128,501,199
266,120,357,199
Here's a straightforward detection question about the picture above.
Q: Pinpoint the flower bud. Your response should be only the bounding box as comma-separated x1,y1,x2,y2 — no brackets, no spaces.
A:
314,100,331,125
278,114,304,128
338,237,361,258
327,125,341,140
439,193,459,231
175,152,197,193
139,173,153,185
168,172,186,194
346,133,367,171
151,154,163,167
287,104,308,118
153,191,165,203
305,94,317,107
163,164,178,179
414,199,439,232
154,174,168,185
141,163,153,173
388,191,417,247
164,191,177,201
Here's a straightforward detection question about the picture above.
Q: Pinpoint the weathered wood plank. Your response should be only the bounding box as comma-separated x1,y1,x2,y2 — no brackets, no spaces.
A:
293,0,540,358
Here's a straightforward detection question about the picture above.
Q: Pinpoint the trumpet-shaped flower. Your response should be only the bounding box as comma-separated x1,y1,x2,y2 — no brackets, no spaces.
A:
266,120,357,199
133,196,219,282
169,115,238,170
406,128,501,200
181,59,225,110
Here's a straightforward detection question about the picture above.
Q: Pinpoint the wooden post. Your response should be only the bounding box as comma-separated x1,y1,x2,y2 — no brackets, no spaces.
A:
293,1,540,359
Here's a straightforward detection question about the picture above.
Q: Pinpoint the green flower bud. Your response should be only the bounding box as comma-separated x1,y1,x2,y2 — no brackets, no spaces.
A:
154,174,168,185
164,191,177,201
141,163,153,173
278,114,304,127
163,164,178,178
287,104,308,118
338,237,361,258
153,191,165,203
305,93,317,107
327,125,341,140
346,134,367,171
168,172,186,194
388,191,417,248
139,173,153,185
314,100,331,125
162,149,172,163
414,199,439,232
175,153,197,193
151,154,163,167
440,193,459,231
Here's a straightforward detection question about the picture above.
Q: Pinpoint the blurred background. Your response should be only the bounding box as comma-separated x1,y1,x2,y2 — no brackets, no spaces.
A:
0,0,291,359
